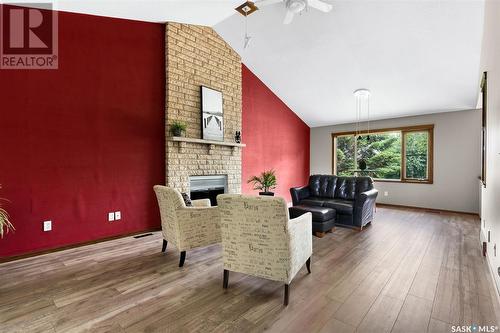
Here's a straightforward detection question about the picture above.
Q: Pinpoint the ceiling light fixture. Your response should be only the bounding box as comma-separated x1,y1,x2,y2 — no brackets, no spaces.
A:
288,0,307,13
235,1,257,49
235,1,259,16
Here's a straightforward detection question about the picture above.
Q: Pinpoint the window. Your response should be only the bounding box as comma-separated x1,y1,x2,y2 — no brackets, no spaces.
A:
332,125,434,183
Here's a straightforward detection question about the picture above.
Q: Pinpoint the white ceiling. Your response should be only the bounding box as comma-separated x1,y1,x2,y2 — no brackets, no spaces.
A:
215,0,485,126
11,0,484,127
6,0,243,26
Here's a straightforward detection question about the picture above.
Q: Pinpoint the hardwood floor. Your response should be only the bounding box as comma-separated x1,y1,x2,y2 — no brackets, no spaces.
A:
1,207,499,332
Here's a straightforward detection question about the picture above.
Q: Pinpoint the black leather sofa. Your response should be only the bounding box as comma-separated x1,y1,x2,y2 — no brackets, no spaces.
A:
289,175,378,237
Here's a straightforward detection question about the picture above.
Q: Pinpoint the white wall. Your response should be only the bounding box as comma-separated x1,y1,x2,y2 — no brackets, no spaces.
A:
479,0,500,294
310,110,481,213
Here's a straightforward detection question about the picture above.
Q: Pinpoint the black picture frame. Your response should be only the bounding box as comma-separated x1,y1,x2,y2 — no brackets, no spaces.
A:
200,86,224,142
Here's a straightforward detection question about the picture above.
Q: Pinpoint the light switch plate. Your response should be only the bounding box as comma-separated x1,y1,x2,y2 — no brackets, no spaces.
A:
115,211,121,220
43,221,52,231
108,212,115,222
384,191,389,197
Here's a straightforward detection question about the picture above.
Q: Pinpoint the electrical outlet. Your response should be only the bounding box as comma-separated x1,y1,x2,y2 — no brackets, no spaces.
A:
43,220,52,232
108,212,115,222
384,191,389,197
115,211,121,220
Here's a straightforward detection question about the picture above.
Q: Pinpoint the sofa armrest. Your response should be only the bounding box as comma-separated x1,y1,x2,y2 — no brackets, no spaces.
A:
290,185,310,206
356,189,378,206
287,212,313,283
353,189,378,227
192,198,211,207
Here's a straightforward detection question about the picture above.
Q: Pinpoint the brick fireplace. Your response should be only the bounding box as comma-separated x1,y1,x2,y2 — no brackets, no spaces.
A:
164,23,243,194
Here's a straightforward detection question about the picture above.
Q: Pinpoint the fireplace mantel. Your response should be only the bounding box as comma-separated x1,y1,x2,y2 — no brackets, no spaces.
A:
170,136,246,148
170,136,246,155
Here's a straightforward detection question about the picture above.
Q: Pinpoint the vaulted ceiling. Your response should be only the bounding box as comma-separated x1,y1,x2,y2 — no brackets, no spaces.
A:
41,0,484,127
214,0,484,126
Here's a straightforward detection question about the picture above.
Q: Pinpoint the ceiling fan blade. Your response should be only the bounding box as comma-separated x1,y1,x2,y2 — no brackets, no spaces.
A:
256,0,282,7
308,0,333,12
283,9,294,24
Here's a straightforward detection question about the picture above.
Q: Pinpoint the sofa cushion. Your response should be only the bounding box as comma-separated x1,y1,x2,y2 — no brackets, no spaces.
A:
335,177,357,200
289,205,336,222
308,175,337,198
355,177,373,194
299,197,326,207
323,199,354,215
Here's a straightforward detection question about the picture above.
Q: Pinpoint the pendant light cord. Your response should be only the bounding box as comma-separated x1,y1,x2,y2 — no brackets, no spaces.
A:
367,94,370,139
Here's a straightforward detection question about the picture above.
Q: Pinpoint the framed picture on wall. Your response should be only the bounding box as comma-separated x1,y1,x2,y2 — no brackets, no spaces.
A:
201,86,224,141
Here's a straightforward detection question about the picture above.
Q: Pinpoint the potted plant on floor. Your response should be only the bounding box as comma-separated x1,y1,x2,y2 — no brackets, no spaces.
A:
170,121,187,137
247,169,277,196
0,186,14,238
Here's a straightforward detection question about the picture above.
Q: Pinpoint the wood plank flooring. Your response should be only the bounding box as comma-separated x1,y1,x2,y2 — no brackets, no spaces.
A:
1,207,499,332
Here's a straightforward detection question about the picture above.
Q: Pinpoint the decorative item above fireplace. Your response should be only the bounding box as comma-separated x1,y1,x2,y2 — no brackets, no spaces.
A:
201,86,224,142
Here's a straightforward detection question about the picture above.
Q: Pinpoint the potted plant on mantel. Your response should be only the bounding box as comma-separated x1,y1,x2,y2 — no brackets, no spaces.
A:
247,169,277,196
0,186,14,238
170,121,187,137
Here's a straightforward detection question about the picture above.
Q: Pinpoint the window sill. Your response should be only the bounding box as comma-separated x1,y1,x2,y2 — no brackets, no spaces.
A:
374,179,433,185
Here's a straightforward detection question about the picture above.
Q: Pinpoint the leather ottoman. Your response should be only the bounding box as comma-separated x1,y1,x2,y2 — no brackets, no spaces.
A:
289,205,336,238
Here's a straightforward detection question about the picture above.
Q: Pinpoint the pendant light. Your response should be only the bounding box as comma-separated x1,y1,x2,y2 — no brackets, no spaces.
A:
244,11,252,49
234,1,258,49
353,89,371,141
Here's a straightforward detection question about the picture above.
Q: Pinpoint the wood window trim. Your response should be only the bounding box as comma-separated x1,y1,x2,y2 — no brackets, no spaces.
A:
331,124,434,184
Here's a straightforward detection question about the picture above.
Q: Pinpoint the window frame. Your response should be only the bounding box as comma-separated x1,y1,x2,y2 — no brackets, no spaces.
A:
331,124,434,184
481,71,487,187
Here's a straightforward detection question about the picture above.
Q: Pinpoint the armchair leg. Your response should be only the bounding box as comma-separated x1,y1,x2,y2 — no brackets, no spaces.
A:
161,239,168,253
179,251,186,267
284,284,289,306
223,269,229,289
306,257,311,274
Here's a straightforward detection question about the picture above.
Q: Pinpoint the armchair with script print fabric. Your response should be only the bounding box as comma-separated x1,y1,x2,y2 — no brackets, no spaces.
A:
217,194,312,305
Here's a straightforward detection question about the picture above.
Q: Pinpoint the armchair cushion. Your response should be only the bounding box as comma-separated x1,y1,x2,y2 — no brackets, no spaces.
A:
192,198,211,207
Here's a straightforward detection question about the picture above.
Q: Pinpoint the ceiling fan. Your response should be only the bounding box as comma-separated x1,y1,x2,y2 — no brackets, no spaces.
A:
236,0,333,24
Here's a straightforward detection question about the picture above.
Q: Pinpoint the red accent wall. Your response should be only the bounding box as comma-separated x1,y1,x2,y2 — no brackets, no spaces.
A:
242,65,310,201
0,9,165,257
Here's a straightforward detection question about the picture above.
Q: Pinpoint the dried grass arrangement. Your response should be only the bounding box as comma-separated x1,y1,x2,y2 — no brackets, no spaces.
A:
0,186,14,238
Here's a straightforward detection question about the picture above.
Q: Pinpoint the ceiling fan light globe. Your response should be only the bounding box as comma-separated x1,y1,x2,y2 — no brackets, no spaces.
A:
287,0,306,13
